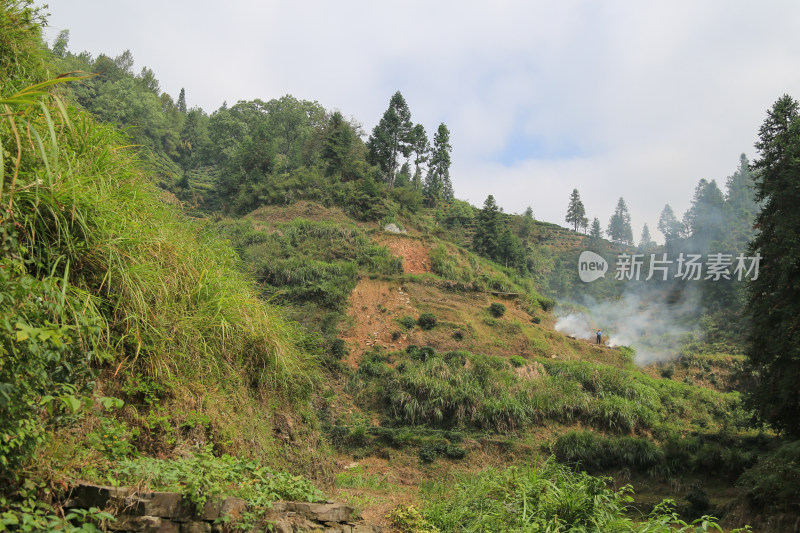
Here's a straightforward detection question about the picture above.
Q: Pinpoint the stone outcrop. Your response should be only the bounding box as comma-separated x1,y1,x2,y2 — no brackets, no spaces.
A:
63,482,382,533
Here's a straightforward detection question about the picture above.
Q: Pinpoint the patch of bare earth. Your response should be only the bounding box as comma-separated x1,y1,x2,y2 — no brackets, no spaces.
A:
340,236,434,364
373,235,432,274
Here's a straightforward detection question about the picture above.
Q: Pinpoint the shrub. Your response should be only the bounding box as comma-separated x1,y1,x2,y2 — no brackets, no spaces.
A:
387,505,440,533
398,315,417,330
417,313,437,330
738,440,800,513
538,297,556,312
331,338,348,359
488,302,506,318
509,355,526,368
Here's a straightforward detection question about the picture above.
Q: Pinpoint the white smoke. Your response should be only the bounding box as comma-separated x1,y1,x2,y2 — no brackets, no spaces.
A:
555,287,701,365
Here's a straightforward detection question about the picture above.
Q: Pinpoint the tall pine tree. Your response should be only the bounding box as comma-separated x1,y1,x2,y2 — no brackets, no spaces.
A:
565,189,586,232
746,94,800,436
424,123,453,205
607,197,633,245
366,91,413,189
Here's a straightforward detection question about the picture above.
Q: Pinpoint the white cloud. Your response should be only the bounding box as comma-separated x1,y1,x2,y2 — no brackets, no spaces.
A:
41,0,800,241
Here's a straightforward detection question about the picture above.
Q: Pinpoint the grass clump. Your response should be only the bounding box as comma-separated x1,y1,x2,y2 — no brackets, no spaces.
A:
553,430,663,472
509,355,526,368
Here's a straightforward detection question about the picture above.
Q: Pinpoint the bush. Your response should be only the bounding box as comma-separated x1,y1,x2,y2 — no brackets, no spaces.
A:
738,440,800,513
417,313,437,330
538,297,556,312
331,338,348,359
488,302,506,318
509,355,526,368
398,315,417,330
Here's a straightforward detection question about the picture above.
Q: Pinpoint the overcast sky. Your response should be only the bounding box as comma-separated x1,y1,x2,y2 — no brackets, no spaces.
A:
41,1,800,241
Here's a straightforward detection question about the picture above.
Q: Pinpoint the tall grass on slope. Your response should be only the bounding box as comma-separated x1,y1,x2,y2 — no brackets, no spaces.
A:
413,459,748,532
2,78,317,394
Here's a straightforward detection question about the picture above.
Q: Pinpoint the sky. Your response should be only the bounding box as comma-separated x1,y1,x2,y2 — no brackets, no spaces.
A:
41,1,800,241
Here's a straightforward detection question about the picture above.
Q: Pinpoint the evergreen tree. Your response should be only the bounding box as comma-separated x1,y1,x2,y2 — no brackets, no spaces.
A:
746,94,800,436
657,204,682,242
565,189,586,232
51,29,69,58
638,223,655,252
409,123,429,191
519,206,535,240
474,195,502,259
366,91,413,189
177,87,187,113
590,218,603,240
682,178,726,246
497,227,525,271
725,153,759,244
322,110,355,178
607,197,633,244
424,123,453,205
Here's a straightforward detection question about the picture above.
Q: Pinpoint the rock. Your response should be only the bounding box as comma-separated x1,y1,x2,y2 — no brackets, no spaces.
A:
219,497,248,521
107,515,162,532
383,223,402,233
180,522,211,533
286,502,355,523
123,492,193,521
352,525,383,533
64,482,131,509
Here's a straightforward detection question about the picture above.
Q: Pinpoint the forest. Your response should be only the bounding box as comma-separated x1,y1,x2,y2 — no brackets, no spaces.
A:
2,2,800,532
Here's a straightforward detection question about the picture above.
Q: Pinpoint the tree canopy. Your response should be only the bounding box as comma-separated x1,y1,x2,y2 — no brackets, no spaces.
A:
606,197,633,245
746,94,800,437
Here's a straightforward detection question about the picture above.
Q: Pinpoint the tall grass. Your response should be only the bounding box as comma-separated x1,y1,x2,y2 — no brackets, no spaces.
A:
357,350,741,435
3,73,318,408
416,460,745,532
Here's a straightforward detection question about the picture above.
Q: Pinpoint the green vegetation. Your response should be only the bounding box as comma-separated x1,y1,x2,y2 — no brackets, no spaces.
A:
416,461,749,532
1,4,324,528
417,313,438,330
488,302,506,318
746,95,800,437
350,348,740,436
4,5,800,531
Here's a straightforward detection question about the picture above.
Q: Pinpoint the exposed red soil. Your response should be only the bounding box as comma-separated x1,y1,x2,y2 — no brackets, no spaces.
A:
374,235,431,274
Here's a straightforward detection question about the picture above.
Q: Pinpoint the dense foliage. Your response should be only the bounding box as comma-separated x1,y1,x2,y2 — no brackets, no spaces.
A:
746,94,800,437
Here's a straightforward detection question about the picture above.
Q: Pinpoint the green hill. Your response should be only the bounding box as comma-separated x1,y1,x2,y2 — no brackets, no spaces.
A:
1,4,797,532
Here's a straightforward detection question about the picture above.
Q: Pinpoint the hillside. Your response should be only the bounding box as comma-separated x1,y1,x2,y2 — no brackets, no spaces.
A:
2,5,799,533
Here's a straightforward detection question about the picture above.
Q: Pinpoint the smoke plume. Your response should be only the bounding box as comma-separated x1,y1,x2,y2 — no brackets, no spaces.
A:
555,286,701,365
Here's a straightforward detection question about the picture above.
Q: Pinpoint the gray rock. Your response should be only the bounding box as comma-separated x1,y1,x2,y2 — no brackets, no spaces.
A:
64,482,131,509
383,223,404,234
180,521,211,533
288,502,354,523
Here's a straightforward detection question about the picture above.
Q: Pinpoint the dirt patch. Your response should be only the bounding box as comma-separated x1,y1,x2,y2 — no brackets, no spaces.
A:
340,280,417,364
374,235,431,274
